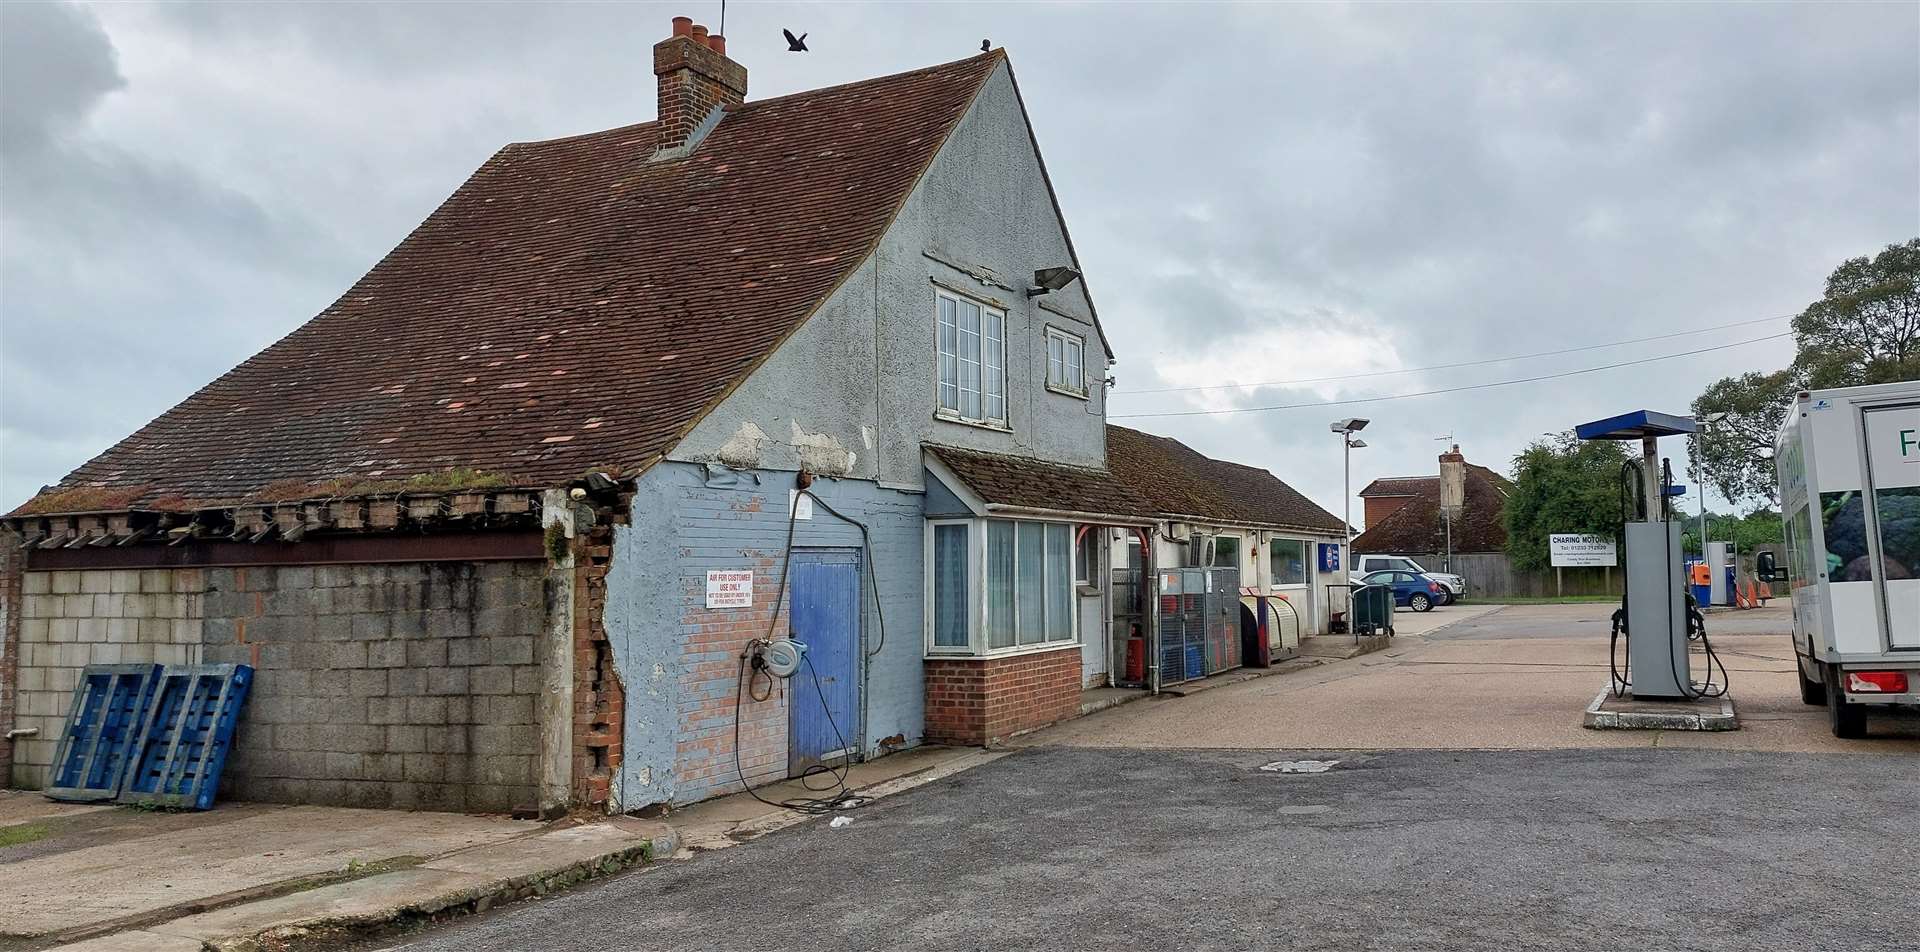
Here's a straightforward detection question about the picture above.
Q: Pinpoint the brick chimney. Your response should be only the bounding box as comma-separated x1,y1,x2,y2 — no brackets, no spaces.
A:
653,15,746,157
1438,444,1466,513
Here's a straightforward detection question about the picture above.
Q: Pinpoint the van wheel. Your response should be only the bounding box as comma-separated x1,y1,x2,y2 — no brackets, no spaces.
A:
1825,667,1867,739
1410,593,1433,613
1798,661,1826,706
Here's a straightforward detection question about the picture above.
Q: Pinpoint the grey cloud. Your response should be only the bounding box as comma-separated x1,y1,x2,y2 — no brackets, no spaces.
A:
0,0,122,154
0,1,1912,520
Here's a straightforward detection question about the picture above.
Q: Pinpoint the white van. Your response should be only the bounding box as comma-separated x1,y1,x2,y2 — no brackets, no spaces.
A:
1772,380,1919,737
1350,554,1465,603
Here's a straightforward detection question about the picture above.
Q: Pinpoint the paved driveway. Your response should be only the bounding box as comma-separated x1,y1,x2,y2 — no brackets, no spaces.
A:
374,601,1920,952
386,746,1920,952
1036,602,1920,752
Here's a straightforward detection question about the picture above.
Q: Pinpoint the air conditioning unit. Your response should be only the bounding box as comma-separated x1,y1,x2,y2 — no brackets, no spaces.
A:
1188,532,1211,568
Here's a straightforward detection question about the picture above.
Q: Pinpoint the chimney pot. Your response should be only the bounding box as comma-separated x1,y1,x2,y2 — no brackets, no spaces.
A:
653,17,748,156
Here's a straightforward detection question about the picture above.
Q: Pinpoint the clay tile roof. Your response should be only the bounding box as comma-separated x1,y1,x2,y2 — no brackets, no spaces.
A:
926,445,1155,522
1352,461,1512,555
18,52,1007,516
1105,426,1346,535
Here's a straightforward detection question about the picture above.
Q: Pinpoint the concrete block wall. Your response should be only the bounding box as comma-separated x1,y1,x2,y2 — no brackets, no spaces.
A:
608,461,924,809
924,645,1081,747
9,569,206,787
8,560,556,814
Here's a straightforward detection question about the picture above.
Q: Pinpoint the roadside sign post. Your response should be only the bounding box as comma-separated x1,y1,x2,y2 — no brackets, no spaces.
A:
1549,533,1618,598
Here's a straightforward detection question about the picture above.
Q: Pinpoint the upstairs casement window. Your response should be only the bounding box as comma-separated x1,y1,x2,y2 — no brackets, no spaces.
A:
926,518,1076,656
936,289,1007,426
1045,327,1087,397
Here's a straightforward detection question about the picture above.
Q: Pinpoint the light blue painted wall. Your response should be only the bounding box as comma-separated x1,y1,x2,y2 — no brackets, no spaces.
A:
668,59,1112,490
606,461,924,809
922,468,975,517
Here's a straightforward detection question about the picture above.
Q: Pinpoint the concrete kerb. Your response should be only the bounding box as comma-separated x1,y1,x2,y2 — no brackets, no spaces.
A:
51,822,677,952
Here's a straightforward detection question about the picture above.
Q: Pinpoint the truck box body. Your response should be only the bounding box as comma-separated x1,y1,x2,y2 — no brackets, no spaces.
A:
1775,380,1920,713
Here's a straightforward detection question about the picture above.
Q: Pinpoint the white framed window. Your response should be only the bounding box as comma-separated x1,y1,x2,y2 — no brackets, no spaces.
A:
925,517,1077,656
1045,326,1087,397
1211,534,1241,570
1268,537,1308,586
936,289,1007,426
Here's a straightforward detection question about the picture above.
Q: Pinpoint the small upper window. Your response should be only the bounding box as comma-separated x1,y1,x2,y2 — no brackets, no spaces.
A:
1074,526,1098,585
937,289,1007,425
1045,327,1087,397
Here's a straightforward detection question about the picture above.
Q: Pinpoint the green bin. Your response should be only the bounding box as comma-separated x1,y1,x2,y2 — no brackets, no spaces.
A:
1350,583,1395,636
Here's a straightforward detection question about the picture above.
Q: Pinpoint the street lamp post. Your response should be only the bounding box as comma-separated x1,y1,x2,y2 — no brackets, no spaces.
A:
1331,418,1371,562
1695,412,1728,556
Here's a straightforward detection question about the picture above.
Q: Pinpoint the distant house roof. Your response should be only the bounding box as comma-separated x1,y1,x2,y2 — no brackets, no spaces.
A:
1358,476,1433,497
1105,426,1346,535
18,53,1011,517
1352,462,1512,555
924,445,1155,523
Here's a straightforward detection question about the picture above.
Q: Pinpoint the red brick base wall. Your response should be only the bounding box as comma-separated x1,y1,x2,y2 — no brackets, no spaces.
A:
925,646,1081,747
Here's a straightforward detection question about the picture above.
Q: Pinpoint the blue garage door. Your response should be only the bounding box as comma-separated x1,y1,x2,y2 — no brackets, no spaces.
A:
788,549,862,777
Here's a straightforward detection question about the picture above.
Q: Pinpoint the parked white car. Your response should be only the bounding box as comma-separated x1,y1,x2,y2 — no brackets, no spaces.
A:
1351,554,1464,604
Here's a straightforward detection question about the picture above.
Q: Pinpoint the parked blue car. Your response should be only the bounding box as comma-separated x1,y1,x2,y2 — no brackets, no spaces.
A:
1360,570,1447,613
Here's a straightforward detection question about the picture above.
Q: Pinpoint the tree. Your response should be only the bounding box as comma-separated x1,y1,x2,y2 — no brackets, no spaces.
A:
1504,434,1632,572
1681,507,1784,556
1689,369,1797,506
1792,238,1920,388
1688,238,1920,508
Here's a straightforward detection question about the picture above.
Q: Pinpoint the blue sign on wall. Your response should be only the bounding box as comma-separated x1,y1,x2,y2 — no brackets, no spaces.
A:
1317,543,1342,573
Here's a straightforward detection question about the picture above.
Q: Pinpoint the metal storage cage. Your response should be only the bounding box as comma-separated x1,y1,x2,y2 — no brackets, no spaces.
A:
1205,567,1241,674
1155,567,1243,687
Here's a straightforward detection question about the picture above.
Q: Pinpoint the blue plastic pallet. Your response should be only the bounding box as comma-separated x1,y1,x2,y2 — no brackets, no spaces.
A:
118,664,253,811
46,664,165,802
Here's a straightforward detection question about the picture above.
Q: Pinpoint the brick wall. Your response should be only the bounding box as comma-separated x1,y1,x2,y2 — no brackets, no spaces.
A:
9,560,554,814
1364,495,1414,530
570,522,624,810
610,462,925,809
924,645,1081,747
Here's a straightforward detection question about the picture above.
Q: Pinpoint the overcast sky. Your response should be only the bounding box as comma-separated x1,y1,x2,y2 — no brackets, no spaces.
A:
3,1,1916,525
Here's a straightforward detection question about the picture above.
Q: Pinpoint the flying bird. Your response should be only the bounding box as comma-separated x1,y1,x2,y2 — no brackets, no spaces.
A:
980,39,991,52
783,28,808,52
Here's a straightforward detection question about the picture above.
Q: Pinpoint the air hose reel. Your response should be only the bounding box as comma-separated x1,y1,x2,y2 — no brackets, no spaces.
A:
753,638,808,679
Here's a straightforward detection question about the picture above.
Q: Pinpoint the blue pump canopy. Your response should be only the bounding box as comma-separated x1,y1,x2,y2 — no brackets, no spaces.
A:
1574,410,1697,441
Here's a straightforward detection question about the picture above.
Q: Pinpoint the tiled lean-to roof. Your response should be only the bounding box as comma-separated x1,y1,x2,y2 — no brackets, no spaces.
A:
1105,426,1346,535
17,53,1007,516
925,445,1156,522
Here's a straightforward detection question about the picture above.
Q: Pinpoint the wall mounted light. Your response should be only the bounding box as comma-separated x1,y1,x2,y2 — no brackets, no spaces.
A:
1027,266,1083,297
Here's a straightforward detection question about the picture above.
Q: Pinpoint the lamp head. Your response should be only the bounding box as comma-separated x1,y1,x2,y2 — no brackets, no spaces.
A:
1026,266,1083,297
1330,417,1370,434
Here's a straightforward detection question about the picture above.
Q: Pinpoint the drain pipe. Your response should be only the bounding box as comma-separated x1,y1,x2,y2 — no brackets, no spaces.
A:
1142,525,1162,696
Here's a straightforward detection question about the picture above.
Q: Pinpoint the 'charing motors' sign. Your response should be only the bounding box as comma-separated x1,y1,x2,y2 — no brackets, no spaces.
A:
1549,533,1617,568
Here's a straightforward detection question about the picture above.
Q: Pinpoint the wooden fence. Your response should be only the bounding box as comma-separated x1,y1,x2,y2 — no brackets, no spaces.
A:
1402,551,1618,600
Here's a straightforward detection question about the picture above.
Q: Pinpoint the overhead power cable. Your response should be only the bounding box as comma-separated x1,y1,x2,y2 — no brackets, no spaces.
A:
1120,314,1788,396
1109,332,1790,420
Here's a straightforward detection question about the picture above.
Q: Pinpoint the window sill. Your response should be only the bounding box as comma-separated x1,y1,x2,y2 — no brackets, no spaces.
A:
933,411,1013,434
924,642,1081,662
1045,384,1090,401
1075,582,1100,596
